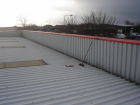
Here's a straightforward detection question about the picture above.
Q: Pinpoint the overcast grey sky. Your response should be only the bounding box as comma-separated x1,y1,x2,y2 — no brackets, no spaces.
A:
74,0,140,23
0,0,139,26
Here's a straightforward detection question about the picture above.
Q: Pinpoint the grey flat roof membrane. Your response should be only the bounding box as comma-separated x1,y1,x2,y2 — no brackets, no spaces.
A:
0,37,140,105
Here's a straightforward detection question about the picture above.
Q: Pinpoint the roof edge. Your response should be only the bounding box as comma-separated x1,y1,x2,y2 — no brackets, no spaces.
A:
23,30,140,45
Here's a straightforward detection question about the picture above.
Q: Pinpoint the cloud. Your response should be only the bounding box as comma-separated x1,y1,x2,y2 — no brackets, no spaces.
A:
74,0,140,23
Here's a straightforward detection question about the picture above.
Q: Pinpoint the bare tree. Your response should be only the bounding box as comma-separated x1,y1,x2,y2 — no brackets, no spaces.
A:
81,11,117,35
64,15,80,26
81,11,96,24
18,16,27,27
81,11,116,25
62,11,117,35
125,20,135,25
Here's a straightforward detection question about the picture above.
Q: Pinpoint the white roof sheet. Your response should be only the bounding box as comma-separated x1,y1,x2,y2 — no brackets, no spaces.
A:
0,37,140,105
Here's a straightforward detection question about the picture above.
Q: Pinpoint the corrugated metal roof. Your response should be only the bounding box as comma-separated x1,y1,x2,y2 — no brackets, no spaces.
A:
0,37,140,105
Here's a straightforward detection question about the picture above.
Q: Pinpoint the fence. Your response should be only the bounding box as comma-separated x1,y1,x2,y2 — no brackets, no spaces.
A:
22,30,140,84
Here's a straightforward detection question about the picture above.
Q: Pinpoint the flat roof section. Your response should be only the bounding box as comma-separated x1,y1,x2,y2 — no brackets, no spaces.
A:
0,37,140,105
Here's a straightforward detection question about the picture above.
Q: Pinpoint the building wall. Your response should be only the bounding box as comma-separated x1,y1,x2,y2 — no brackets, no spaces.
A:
22,30,140,84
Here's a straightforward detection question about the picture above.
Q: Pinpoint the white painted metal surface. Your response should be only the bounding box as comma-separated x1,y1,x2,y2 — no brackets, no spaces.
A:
22,31,140,84
0,37,140,105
